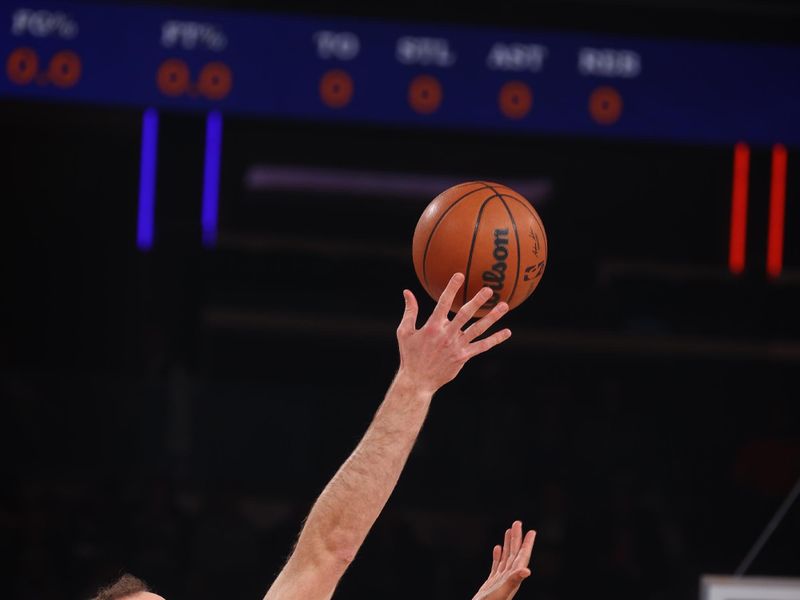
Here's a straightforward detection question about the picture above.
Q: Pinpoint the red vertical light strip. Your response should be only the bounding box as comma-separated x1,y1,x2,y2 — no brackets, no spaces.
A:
729,142,750,275
766,144,788,279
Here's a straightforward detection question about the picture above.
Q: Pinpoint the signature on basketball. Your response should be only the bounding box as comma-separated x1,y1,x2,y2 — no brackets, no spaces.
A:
529,226,540,257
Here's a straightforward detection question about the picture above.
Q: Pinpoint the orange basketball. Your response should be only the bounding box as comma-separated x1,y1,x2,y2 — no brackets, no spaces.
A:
412,181,547,317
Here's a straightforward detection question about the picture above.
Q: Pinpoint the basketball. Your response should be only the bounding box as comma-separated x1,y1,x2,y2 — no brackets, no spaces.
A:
412,181,547,317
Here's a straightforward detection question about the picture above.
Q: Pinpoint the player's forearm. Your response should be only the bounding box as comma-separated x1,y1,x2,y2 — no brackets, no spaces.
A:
296,368,431,565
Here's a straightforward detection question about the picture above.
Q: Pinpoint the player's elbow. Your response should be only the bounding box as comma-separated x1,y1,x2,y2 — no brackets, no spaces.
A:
332,544,358,566
321,529,359,566
297,527,358,571
324,546,356,567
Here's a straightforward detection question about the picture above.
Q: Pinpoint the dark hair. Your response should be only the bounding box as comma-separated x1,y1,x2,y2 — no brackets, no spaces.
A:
92,574,150,600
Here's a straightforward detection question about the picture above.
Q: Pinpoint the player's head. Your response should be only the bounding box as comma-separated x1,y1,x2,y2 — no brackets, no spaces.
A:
92,574,165,600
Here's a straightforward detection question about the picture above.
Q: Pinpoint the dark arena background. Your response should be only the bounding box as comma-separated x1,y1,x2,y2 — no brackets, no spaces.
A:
3,0,800,599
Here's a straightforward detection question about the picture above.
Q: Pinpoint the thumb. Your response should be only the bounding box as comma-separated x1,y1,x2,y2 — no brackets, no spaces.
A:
515,568,531,581
501,569,530,591
400,289,419,330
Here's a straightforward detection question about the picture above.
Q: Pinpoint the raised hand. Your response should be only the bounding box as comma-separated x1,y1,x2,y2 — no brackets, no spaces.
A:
396,273,512,395
472,521,536,600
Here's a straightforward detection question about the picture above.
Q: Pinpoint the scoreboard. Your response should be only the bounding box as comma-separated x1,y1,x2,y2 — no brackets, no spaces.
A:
2,2,800,147
3,2,799,277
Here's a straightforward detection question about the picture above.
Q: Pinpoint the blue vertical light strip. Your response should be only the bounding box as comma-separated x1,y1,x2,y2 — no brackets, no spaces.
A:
136,108,159,251
202,111,223,248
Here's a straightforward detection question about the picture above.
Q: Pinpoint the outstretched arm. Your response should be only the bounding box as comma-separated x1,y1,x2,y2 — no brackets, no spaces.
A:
472,521,536,600
264,273,512,600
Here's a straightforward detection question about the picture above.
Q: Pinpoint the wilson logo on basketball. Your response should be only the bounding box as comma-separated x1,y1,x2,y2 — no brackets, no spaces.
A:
481,228,510,309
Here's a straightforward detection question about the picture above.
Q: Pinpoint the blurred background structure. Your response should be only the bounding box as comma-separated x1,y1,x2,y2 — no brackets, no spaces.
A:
2,0,800,598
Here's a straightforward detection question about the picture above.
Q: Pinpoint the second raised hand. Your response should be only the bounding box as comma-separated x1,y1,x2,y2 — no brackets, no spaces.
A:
472,521,537,600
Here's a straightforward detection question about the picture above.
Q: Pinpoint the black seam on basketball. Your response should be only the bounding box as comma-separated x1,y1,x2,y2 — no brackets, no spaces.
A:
421,183,493,291
499,193,547,253
497,195,521,306
462,194,499,306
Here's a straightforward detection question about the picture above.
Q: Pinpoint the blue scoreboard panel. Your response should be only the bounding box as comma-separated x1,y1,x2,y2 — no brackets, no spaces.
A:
2,2,799,147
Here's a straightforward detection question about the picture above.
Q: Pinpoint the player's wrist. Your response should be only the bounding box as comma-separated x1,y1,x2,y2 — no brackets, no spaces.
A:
393,368,437,398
